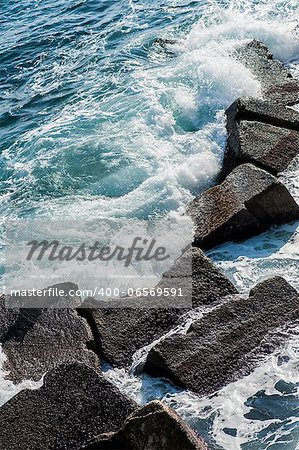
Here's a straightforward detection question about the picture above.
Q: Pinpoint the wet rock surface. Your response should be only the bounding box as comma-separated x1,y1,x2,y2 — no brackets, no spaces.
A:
144,277,299,395
189,163,299,249
226,97,299,132
223,98,299,181
226,120,299,176
236,40,299,105
221,96,299,178
0,362,137,450
0,285,98,382
79,306,185,368
78,247,237,367
83,400,209,450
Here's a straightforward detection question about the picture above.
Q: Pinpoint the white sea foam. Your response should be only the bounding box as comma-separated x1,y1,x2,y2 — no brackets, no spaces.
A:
170,327,299,450
103,325,299,450
207,221,299,293
206,153,299,293
1,8,274,223
3,3,299,226
185,10,299,62
0,346,43,407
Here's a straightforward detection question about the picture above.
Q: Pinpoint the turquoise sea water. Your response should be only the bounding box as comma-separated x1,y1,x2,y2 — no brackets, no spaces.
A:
1,0,299,449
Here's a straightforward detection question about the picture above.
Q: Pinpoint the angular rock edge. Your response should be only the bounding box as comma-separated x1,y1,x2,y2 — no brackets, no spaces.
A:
83,400,209,450
0,285,99,383
78,246,237,368
0,362,210,450
189,163,299,249
0,39,297,450
144,277,299,395
0,362,137,450
236,40,299,105
189,43,299,251
221,97,299,179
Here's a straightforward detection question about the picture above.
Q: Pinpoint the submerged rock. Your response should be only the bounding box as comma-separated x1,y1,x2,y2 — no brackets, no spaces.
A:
0,285,98,382
221,97,299,178
0,362,137,450
237,40,299,105
144,277,299,395
83,400,209,450
78,247,237,367
189,163,299,249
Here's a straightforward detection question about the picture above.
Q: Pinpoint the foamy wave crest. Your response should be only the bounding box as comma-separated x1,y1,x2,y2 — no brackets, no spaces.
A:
185,10,299,62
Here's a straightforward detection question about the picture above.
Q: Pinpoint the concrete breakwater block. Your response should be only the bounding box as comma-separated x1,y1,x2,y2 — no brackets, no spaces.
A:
226,97,299,132
0,363,210,450
83,400,209,450
189,163,299,250
226,119,299,176
144,277,299,395
0,362,137,450
222,97,299,178
0,287,99,383
78,247,237,368
236,40,299,105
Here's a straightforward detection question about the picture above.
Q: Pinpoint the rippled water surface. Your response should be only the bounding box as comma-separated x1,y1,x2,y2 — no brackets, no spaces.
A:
1,0,299,449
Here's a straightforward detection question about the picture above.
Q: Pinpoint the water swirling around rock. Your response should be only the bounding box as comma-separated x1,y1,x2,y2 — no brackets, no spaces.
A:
1,0,299,449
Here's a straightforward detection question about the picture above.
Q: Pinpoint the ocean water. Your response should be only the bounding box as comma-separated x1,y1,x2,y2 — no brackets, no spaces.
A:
1,0,299,449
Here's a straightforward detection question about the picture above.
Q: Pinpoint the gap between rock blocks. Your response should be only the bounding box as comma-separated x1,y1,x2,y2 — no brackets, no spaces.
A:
0,362,209,450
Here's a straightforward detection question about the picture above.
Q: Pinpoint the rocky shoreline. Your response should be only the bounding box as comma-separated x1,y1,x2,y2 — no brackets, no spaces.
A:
0,41,298,450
